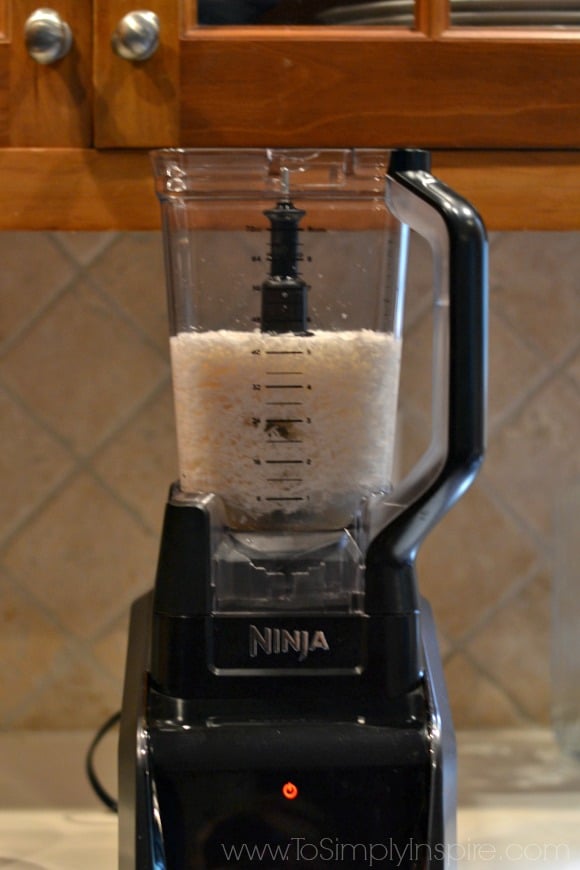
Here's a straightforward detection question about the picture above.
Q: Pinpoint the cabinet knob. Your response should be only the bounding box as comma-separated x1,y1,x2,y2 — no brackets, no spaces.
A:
25,8,73,65
111,10,160,61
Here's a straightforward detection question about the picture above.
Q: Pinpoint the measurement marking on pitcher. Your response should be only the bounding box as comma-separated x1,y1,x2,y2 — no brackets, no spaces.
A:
253,340,311,509
267,478,302,482
266,418,304,424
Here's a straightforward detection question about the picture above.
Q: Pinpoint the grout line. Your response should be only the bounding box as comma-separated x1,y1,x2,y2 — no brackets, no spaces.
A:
456,646,536,726
0,373,77,455
1,565,132,727
0,599,82,727
88,607,131,650
85,377,173,537
490,282,579,369
487,335,580,442
477,472,553,562
0,276,78,360
81,236,169,364
85,467,159,538
48,230,120,271
0,462,83,556
448,561,545,653
87,277,168,363
489,296,549,365
0,637,121,729
1,569,77,648
89,371,171,464
0,372,171,554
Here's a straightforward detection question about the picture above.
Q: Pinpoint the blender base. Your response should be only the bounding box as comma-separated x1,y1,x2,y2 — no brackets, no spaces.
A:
118,592,456,869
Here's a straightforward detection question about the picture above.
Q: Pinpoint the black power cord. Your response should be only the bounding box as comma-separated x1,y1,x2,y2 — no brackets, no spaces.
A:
85,710,121,813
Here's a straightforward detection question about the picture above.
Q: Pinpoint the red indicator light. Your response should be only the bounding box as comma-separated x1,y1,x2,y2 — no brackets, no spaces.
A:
282,781,299,800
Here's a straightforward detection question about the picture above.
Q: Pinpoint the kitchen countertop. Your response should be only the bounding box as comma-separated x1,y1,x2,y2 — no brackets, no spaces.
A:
0,729,579,868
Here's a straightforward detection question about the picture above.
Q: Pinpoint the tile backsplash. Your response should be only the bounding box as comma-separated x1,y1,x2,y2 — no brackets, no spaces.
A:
0,230,578,730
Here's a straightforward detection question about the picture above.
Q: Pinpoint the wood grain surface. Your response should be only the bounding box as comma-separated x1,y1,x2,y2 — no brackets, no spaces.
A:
7,0,92,147
93,0,179,148
1,148,579,231
179,30,580,148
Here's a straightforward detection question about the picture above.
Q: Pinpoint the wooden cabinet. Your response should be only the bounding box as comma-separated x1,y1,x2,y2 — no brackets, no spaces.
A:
178,5,580,150
1,0,580,229
93,0,179,147
0,0,92,147
0,0,177,148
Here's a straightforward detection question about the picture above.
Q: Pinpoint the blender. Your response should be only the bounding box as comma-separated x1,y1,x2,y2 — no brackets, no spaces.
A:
118,148,487,869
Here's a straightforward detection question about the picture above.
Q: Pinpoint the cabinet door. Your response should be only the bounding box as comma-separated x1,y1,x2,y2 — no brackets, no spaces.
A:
82,0,580,149
0,0,92,146
93,0,179,147
177,0,580,148
3,1,580,150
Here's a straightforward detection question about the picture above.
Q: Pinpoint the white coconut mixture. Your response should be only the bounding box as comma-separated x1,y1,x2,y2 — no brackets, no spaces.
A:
170,329,402,528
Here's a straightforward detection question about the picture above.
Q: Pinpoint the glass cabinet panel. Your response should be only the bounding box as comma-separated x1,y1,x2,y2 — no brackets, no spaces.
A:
450,1,580,27
197,0,414,25
196,0,580,27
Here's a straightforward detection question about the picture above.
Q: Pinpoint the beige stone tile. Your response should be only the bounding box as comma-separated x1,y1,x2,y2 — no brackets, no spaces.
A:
0,731,114,808
405,231,433,327
484,375,580,537
0,387,73,542
92,612,130,684
437,630,452,660
399,298,546,435
417,482,537,639
0,571,66,725
0,279,168,455
566,349,580,390
53,231,118,266
490,232,580,361
92,384,177,535
11,653,121,729
2,473,159,639
88,232,168,351
467,571,551,724
444,652,526,728
0,233,75,344
393,409,431,485
399,310,432,421
487,309,546,429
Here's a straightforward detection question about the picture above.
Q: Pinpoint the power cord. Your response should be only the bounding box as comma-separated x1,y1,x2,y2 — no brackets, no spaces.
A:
85,710,121,813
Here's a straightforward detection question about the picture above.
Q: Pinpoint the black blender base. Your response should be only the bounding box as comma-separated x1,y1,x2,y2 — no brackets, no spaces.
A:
118,594,456,870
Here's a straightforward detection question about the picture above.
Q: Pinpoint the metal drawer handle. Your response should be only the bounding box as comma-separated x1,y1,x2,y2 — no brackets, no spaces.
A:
111,10,160,61
25,8,73,65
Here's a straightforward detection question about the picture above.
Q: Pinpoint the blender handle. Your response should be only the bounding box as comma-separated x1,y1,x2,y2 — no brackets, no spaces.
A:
365,149,488,614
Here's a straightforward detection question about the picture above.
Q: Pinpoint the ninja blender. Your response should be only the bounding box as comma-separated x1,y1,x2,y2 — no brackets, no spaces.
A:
118,148,487,869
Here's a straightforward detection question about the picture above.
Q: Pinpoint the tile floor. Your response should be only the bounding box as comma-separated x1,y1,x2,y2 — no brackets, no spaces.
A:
0,229,578,730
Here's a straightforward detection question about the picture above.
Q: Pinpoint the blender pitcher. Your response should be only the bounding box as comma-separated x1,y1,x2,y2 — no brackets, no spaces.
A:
118,147,487,870
150,147,485,626
158,149,403,541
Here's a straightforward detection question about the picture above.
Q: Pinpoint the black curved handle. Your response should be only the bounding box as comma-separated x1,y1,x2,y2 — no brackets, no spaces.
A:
366,149,488,614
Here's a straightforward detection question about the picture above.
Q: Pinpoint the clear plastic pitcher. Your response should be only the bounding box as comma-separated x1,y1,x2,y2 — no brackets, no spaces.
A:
150,147,486,615
152,149,408,535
